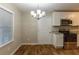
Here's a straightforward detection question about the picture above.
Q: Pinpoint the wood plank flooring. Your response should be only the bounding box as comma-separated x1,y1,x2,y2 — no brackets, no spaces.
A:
14,45,79,55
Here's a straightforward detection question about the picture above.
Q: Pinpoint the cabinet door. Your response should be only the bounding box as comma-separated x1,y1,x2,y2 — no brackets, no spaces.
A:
52,12,79,26
52,34,57,46
56,34,63,47
52,12,73,26
52,12,61,26
69,12,79,26
52,34,63,48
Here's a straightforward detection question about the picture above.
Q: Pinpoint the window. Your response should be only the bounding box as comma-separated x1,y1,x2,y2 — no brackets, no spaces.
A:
0,5,14,47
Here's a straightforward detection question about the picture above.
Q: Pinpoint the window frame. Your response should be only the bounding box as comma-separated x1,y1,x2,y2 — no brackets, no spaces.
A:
0,5,15,47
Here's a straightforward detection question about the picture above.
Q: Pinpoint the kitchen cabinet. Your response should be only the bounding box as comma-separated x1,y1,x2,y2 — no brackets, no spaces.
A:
52,33,63,48
70,12,79,26
52,12,79,26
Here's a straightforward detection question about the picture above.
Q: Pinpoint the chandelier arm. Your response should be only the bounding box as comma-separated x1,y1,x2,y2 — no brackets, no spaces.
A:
30,3,46,19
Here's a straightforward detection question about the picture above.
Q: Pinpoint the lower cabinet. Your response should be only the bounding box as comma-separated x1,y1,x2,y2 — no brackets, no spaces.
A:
64,42,77,49
52,33,77,49
52,33,64,48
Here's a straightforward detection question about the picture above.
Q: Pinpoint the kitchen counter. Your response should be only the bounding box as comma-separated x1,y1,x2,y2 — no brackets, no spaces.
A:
52,30,79,35
52,31,63,34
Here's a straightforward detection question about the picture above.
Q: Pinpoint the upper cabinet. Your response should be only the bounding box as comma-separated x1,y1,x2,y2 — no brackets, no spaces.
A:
52,12,79,26
71,12,79,26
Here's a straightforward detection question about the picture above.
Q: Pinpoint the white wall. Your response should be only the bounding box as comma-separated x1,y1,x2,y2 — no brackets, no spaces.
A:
22,12,38,43
22,12,52,44
0,3,22,55
38,13,52,44
0,4,53,54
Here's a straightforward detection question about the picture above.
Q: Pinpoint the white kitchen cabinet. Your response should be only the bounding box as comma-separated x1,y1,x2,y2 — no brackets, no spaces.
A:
52,12,71,26
52,33,64,48
52,12,61,26
52,12,79,26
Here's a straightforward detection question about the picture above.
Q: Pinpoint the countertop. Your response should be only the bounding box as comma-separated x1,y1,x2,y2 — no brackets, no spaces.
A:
52,31,79,34
52,31,63,34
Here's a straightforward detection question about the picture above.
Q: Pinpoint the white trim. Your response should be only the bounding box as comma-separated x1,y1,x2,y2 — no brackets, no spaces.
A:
0,40,14,48
21,43,53,45
10,44,22,55
54,45,63,48
10,7,15,45
0,5,15,47
0,5,14,14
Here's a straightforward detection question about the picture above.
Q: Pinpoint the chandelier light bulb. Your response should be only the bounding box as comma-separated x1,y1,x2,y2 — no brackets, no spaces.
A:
42,11,45,16
37,9,41,15
31,11,36,17
31,11,35,15
33,13,36,17
30,10,46,19
39,14,42,18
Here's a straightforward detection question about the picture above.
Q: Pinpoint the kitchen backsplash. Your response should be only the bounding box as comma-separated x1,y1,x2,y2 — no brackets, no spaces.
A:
70,26,79,33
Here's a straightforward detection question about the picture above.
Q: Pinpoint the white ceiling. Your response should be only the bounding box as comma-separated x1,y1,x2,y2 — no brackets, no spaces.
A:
14,3,79,13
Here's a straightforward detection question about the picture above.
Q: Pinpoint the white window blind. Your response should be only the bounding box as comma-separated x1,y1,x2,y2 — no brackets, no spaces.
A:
0,6,14,47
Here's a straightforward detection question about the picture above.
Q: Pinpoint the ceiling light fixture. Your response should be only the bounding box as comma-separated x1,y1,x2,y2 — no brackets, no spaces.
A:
30,9,46,20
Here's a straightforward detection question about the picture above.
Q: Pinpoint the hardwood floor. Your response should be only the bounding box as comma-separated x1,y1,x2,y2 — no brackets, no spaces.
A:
14,45,79,55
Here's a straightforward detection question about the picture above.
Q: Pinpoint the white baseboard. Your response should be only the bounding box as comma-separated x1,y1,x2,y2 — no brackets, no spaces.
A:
21,43,53,45
10,44,22,55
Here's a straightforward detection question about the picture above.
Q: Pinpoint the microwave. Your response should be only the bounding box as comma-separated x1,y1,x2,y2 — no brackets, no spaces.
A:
61,19,72,26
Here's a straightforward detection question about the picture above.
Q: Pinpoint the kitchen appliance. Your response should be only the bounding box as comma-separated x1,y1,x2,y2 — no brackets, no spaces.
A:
61,19,72,26
59,19,77,49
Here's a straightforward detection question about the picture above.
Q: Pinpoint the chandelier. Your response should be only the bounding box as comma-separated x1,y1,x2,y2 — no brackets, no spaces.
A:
30,9,46,20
